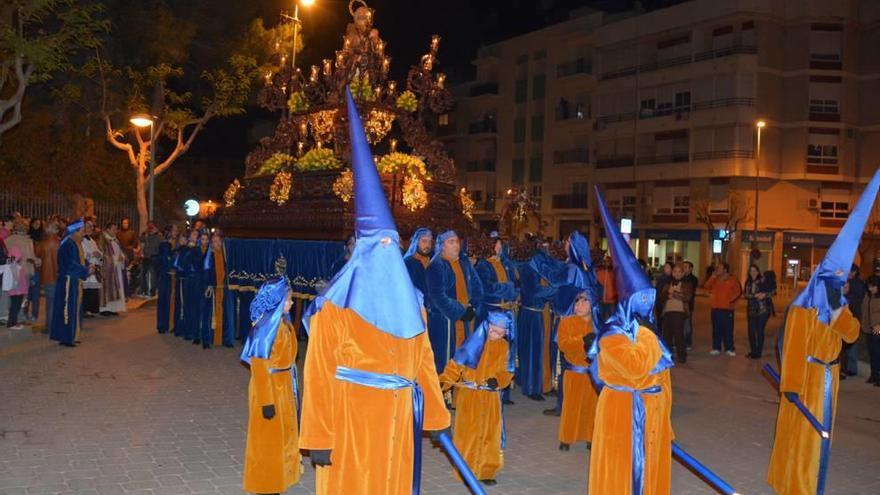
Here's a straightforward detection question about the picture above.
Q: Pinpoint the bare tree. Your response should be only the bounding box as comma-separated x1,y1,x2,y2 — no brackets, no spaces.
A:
693,187,751,263
0,0,107,141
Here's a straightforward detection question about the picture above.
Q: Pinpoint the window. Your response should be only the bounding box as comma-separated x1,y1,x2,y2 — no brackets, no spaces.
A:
709,184,729,213
674,91,691,111
531,185,543,200
512,159,524,185
820,201,848,219
809,99,838,114
532,74,546,100
606,188,637,216
438,114,449,126
531,115,544,141
572,182,588,195
529,155,543,182
514,79,528,103
810,28,842,61
470,190,484,201
640,98,656,117
807,144,838,164
513,118,526,143
654,186,690,215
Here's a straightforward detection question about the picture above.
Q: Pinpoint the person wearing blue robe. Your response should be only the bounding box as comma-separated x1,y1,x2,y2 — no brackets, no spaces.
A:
200,231,235,348
426,230,485,374
156,225,178,334
517,248,564,400
171,232,189,338
185,231,209,345
475,233,519,404
403,228,433,296
49,220,91,347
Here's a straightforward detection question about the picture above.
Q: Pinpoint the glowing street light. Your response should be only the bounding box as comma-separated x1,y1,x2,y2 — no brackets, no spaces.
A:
130,113,158,226
752,119,767,257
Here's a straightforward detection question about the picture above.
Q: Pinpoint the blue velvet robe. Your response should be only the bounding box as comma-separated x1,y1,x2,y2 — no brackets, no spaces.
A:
404,254,430,297
156,240,173,333
183,246,208,341
426,255,485,373
49,239,89,345
474,257,518,310
171,246,186,337
201,247,235,347
516,262,559,396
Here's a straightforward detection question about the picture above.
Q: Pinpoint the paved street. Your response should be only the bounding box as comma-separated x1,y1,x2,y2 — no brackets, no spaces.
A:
1,299,879,495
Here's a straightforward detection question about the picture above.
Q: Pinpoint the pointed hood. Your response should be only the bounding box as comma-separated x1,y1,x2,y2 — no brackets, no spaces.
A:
404,227,433,259
302,89,425,339
241,276,290,364
792,168,880,324
556,230,604,320
595,186,656,334
453,311,516,372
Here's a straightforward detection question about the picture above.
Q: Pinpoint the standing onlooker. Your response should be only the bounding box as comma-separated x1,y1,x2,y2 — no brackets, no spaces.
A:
1,247,29,329
704,262,742,356
658,263,694,363
653,262,673,336
139,221,162,297
0,216,8,324
744,264,775,359
25,218,44,323
81,221,102,317
98,221,126,316
34,222,60,330
4,219,36,325
862,276,880,387
116,217,138,297
681,261,699,350
841,264,866,377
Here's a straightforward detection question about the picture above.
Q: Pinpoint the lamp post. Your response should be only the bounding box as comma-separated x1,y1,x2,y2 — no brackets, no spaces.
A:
281,0,316,83
752,119,766,257
130,113,157,226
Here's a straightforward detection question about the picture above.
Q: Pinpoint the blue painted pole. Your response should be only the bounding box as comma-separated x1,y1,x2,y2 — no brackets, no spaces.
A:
436,432,487,495
762,364,829,438
671,442,740,495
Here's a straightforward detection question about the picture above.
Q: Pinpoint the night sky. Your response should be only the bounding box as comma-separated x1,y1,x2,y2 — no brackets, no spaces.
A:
188,0,686,161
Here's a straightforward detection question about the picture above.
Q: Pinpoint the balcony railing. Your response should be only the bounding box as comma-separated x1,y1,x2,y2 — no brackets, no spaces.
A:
556,58,592,78
692,149,754,160
553,148,589,165
469,83,499,97
552,194,588,209
600,44,757,80
466,160,497,172
597,112,636,124
596,155,634,168
810,53,842,70
636,153,689,165
468,121,497,134
691,97,755,111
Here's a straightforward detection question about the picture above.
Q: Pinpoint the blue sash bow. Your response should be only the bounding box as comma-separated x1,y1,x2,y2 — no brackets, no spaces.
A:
563,363,591,374
335,366,425,495
604,383,663,495
806,355,838,495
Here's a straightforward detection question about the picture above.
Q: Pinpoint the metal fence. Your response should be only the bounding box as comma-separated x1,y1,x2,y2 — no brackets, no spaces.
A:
0,192,138,224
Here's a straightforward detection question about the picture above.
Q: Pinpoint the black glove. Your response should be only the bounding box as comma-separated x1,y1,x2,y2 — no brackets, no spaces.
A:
310,449,333,467
261,404,276,420
783,391,799,404
486,377,499,390
429,427,452,441
460,306,476,322
582,333,596,352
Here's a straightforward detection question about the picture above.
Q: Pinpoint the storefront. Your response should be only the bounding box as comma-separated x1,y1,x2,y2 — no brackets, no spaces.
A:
781,232,837,289
644,229,702,270
736,231,776,281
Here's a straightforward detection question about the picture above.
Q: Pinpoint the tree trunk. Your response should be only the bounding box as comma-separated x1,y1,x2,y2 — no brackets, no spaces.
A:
135,161,148,234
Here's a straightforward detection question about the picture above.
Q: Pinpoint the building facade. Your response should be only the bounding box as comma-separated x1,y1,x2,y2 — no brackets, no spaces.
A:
442,0,880,284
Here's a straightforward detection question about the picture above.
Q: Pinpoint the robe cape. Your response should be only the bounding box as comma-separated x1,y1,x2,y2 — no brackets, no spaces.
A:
426,254,485,373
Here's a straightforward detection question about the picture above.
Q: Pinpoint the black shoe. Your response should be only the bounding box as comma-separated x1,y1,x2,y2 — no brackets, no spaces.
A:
868,376,878,385
559,443,570,451
528,394,545,402
543,408,560,417
480,479,497,486
545,389,558,397
202,343,209,349
223,343,234,348
585,442,592,450
59,342,76,347
845,371,858,377
840,373,847,380
502,399,515,405
192,339,201,345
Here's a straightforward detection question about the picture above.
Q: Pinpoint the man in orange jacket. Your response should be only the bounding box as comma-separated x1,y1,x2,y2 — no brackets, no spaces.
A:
704,262,742,356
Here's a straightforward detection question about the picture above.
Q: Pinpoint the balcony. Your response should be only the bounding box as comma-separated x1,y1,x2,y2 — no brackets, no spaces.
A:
553,148,589,165
556,58,592,78
466,160,496,172
809,112,840,123
636,153,689,166
599,44,757,81
597,112,637,125
691,97,755,111
469,83,499,97
552,194,588,209
596,155,634,169
692,149,754,161
555,102,589,122
810,53,842,70
467,120,497,135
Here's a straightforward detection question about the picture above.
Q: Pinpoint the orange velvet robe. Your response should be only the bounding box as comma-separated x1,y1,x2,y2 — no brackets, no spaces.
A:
557,315,598,445
300,302,451,495
767,305,859,494
488,258,509,284
541,279,554,393
242,320,300,493
589,327,673,495
448,257,471,348
211,249,226,347
439,339,513,480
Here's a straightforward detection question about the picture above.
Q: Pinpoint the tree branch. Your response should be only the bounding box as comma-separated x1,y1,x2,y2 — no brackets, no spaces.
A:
0,57,34,139
104,114,136,165
150,113,211,178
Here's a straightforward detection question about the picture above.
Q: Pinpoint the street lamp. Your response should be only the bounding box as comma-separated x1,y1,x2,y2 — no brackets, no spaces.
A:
130,113,157,226
752,119,767,257
281,0,316,85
